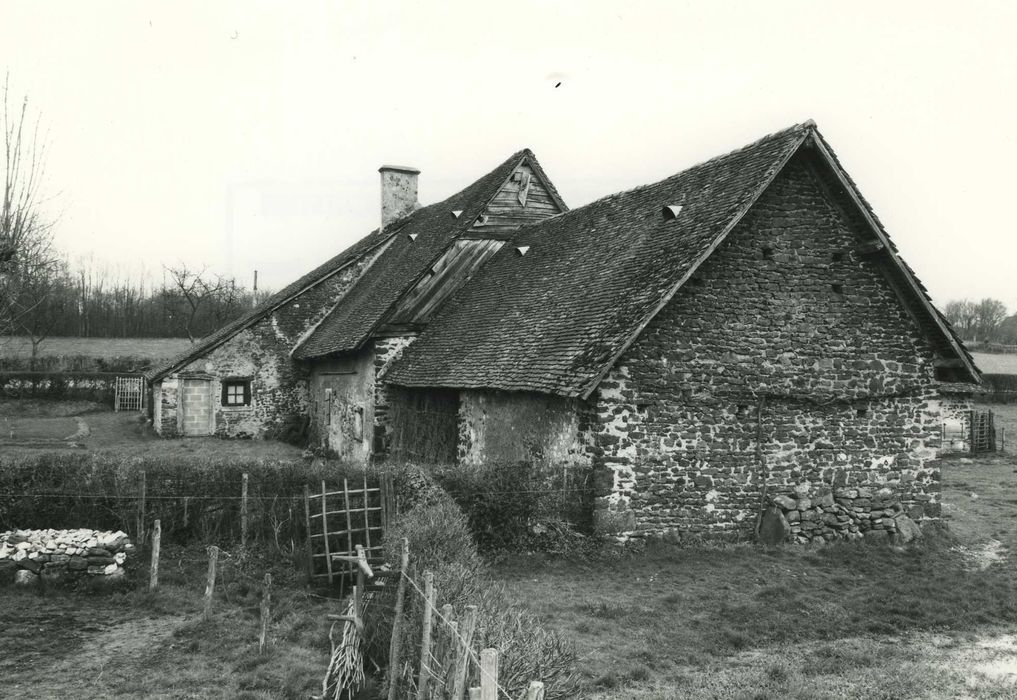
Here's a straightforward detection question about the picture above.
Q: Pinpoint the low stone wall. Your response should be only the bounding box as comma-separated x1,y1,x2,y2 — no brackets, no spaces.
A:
770,485,925,544
0,528,134,587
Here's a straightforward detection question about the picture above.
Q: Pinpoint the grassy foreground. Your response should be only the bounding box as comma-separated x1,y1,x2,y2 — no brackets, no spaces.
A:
2,408,1016,698
0,545,336,699
492,449,1017,699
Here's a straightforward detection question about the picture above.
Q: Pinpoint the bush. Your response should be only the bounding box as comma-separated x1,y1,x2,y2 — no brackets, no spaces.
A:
431,461,595,552
365,466,580,699
264,413,310,446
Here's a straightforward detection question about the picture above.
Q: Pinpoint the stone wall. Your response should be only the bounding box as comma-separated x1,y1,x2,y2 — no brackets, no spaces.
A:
0,529,133,587
155,248,384,438
588,152,972,542
373,336,418,457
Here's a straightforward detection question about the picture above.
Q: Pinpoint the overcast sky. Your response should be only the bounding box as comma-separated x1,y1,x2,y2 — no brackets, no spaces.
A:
2,1,1015,309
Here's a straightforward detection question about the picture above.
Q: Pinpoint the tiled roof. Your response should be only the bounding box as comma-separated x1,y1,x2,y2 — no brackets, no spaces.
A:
385,123,815,396
146,225,398,381
385,121,979,396
292,149,537,359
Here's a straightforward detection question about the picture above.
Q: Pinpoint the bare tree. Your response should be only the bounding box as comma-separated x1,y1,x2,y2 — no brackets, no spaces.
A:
163,264,237,342
0,74,58,339
944,299,978,340
16,260,70,367
974,298,1008,343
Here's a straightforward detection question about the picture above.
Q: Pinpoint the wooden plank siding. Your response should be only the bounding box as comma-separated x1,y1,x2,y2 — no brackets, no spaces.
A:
471,163,563,231
387,239,504,324
380,158,564,331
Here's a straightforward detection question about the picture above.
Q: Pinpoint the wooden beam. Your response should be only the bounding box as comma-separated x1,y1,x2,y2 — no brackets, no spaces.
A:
934,358,965,368
856,240,885,256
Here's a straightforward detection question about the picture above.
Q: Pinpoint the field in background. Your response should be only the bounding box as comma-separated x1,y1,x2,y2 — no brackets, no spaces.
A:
0,336,192,361
972,351,1017,375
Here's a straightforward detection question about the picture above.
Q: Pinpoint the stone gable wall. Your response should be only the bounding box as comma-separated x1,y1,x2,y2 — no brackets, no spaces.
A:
588,152,970,542
155,251,381,438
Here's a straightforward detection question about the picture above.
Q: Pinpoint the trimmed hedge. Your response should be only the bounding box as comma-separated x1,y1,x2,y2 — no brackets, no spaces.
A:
0,371,141,401
982,373,1017,403
0,354,157,373
0,451,372,546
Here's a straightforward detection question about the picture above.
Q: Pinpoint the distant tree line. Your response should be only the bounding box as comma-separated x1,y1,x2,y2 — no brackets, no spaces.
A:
0,75,270,359
943,298,1017,346
14,258,272,347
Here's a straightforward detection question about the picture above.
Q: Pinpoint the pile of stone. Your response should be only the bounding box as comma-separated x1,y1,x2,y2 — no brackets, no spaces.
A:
0,528,134,587
770,485,924,544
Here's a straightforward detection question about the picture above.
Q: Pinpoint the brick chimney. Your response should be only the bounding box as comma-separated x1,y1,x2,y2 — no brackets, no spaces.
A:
379,165,420,227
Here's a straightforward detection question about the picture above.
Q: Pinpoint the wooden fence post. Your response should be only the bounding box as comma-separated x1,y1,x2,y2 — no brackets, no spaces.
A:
451,604,478,700
387,538,410,700
149,519,161,592
416,570,435,700
303,485,314,582
137,470,147,546
241,473,249,547
203,545,219,621
259,573,272,654
479,648,498,700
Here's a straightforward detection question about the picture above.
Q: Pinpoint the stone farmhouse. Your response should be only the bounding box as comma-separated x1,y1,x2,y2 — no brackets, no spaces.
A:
148,121,981,541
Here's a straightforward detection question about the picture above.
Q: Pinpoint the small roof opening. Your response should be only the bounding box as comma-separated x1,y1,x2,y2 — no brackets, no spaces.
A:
661,205,683,220
408,233,419,241
451,210,463,219
515,246,530,257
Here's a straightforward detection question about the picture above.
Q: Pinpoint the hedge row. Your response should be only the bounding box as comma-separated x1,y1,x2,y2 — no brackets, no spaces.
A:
981,374,1017,404
0,451,372,546
0,354,157,373
0,371,141,401
0,453,597,553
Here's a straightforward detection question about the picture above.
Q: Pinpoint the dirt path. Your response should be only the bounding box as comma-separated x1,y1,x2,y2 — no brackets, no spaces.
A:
5,612,184,698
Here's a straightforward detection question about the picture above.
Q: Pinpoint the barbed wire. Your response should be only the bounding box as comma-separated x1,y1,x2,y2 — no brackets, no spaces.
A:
0,486,592,500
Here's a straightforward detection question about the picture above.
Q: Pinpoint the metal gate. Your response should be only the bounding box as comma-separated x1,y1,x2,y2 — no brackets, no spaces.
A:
970,409,996,454
114,376,145,412
303,475,394,586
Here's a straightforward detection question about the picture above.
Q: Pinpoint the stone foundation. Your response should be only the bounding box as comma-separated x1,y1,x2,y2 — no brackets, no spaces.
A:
0,529,134,587
770,484,927,544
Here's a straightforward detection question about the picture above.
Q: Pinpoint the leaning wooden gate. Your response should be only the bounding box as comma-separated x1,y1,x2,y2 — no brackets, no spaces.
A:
304,475,394,585
970,409,996,454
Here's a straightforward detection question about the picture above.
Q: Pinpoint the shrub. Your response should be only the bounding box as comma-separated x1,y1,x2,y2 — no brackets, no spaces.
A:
431,461,595,552
365,466,580,699
264,413,310,447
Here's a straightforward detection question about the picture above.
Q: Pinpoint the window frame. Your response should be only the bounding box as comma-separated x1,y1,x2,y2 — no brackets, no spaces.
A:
220,378,253,408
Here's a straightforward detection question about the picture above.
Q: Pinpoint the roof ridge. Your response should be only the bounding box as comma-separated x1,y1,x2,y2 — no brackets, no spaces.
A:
291,147,536,359
509,121,815,233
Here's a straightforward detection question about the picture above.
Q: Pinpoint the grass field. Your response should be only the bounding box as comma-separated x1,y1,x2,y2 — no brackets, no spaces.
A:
0,399,304,459
972,352,1017,375
2,406,1016,698
490,444,1017,698
0,335,192,360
